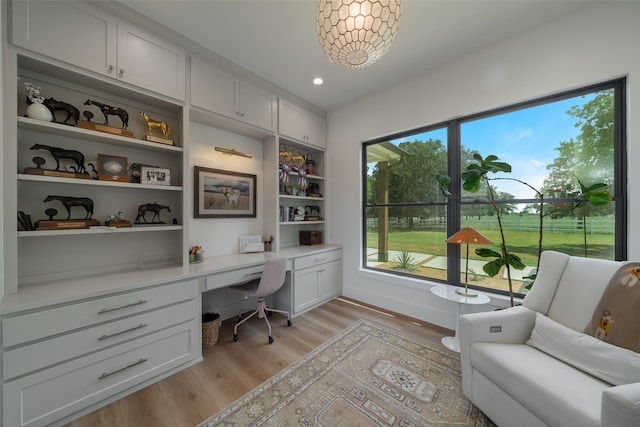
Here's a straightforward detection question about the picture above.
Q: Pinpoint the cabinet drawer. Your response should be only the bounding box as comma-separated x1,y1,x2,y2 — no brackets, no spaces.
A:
3,320,198,427
294,249,342,271
2,280,198,348
3,298,199,381
206,265,264,291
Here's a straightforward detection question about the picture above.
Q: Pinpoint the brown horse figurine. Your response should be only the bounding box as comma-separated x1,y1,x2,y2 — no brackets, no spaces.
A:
84,99,129,129
44,195,94,220
42,98,80,125
31,143,85,173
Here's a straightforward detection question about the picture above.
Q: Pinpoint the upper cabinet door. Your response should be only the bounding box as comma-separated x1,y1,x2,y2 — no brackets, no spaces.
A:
278,99,306,142
305,110,327,149
190,57,237,119
238,80,276,132
11,0,117,77
278,99,326,149
117,21,186,101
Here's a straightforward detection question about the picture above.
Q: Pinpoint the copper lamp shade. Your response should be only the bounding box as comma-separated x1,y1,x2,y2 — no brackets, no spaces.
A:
447,227,493,297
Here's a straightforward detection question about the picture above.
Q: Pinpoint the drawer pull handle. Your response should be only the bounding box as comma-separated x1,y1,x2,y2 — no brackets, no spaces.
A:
98,323,148,340
315,258,327,262
98,300,147,314
99,358,148,380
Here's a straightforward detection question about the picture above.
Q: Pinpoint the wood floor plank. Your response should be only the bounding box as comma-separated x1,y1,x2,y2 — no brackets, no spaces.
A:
64,297,452,427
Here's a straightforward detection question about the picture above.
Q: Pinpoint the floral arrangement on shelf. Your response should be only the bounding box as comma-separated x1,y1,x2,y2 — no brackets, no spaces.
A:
24,82,45,105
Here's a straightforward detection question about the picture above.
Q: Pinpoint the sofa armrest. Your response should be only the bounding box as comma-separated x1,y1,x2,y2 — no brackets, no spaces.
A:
602,383,640,427
459,305,536,397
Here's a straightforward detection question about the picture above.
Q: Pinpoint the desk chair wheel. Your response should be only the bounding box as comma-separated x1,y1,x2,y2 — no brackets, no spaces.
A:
233,334,239,342
287,320,292,326
269,335,274,344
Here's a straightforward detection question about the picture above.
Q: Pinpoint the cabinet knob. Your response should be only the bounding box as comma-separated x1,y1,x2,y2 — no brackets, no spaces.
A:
119,69,125,78
107,65,114,74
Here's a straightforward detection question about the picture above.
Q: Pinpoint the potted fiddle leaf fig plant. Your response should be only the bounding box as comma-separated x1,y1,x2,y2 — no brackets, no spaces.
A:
438,153,611,307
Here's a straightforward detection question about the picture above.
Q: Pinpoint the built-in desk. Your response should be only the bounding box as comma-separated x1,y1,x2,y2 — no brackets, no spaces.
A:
0,244,341,427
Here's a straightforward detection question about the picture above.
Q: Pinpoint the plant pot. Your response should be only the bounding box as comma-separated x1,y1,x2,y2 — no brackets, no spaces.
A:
26,103,53,122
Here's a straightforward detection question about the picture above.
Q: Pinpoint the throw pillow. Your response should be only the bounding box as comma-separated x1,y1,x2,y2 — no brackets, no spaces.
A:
527,312,640,386
583,262,640,353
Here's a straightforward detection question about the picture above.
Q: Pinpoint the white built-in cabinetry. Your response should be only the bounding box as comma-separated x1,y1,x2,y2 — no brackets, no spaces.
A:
288,249,342,315
278,98,327,149
1,280,200,427
11,0,186,101
12,56,184,288
190,56,276,132
2,1,338,425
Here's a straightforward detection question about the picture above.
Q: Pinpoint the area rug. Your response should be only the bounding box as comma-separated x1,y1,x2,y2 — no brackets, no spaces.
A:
198,320,495,427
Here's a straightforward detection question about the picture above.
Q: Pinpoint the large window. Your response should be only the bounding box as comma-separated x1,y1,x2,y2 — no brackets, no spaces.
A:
362,79,626,296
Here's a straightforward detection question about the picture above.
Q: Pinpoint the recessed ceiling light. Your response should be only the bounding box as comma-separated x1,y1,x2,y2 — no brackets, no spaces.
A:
313,77,324,85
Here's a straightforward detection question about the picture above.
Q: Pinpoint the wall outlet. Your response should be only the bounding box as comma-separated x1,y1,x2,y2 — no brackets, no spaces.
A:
489,326,502,333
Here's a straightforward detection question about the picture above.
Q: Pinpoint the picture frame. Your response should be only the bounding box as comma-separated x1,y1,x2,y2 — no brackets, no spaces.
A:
97,154,129,182
141,166,171,186
194,166,256,218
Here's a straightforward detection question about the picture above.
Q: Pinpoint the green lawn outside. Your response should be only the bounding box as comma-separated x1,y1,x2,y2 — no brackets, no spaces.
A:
367,228,615,266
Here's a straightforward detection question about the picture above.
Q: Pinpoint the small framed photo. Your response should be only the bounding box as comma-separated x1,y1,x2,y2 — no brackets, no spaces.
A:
141,167,171,186
194,166,256,218
97,154,129,182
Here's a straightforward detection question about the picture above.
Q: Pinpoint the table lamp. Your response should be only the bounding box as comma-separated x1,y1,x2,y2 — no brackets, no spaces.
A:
447,227,493,297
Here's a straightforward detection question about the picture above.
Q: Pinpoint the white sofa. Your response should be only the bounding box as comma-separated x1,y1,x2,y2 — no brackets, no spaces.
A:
459,250,640,427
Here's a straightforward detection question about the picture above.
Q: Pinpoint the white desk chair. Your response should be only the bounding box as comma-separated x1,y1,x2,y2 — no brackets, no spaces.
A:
231,257,291,344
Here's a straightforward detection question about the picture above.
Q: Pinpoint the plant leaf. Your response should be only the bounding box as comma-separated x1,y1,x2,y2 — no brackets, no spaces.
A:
507,253,526,270
436,174,452,196
482,260,502,277
475,248,501,258
587,190,611,206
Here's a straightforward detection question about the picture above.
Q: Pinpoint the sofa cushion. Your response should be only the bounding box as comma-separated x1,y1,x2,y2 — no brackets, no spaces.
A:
584,262,640,352
546,255,622,331
527,312,640,385
471,342,608,427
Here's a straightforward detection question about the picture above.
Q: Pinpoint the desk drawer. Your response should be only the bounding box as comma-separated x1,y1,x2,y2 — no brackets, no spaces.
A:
2,280,199,348
206,265,264,291
3,298,199,380
294,249,342,271
3,320,198,427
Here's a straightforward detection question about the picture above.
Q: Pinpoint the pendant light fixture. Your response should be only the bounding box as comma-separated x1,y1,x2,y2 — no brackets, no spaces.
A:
316,0,402,69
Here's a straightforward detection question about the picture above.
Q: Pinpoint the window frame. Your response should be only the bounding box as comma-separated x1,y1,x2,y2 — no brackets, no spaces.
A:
361,78,627,296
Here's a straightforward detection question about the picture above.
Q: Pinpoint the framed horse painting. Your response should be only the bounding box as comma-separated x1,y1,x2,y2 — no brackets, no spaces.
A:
194,166,256,218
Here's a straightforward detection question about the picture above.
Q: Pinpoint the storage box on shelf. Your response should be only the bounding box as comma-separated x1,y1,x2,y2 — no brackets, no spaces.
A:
11,56,185,289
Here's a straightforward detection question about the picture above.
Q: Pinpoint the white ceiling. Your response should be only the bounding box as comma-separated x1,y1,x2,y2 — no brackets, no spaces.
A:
117,0,596,112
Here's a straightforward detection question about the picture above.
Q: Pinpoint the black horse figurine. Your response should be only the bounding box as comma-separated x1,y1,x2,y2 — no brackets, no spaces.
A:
135,202,170,224
83,99,129,129
44,195,94,220
42,98,80,125
31,143,86,173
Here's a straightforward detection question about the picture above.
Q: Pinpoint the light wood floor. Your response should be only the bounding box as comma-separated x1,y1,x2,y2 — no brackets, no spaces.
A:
66,297,453,427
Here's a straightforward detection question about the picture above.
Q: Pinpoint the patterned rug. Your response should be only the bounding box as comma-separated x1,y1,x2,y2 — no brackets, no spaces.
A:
198,320,495,427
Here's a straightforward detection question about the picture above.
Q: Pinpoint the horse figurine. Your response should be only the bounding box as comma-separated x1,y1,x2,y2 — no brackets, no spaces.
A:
139,111,171,140
135,202,170,224
44,195,94,220
42,98,80,125
31,143,86,173
83,99,129,129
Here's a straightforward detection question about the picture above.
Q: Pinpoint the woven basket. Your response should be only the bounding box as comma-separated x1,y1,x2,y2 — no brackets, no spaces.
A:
202,314,220,349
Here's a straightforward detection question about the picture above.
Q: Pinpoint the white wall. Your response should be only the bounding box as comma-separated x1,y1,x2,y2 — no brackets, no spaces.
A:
187,122,265,257
326,2,640,330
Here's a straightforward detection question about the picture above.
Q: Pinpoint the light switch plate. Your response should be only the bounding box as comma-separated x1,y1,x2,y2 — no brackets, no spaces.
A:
239,235,263,253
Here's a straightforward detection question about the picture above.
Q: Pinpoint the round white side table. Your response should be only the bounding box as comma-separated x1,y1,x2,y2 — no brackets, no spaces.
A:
430,284,490,352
